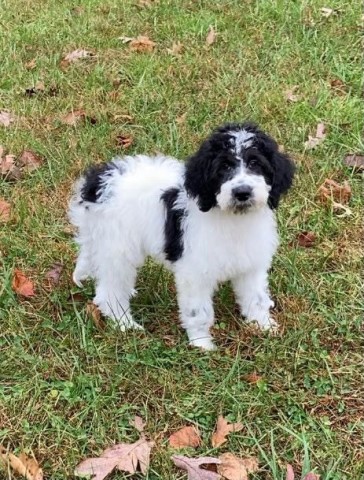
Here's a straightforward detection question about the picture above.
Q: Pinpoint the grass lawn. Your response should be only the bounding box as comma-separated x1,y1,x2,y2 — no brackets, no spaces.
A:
0,0,363,478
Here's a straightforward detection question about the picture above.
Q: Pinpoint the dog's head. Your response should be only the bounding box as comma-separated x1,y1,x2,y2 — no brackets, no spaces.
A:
184,122,295,213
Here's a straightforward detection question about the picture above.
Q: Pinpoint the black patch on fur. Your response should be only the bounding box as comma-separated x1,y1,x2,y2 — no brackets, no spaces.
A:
81,162,122,203
184,121,295,211
161,188,185,262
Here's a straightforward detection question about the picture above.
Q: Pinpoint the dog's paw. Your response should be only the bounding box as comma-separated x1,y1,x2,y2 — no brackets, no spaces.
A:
189,337,216,351
73,270,88,287
246,316,278,334
117,318,144,332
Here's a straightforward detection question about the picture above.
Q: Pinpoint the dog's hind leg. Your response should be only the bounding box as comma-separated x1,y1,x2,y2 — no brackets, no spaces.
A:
93,257,143,331
73,248,92,287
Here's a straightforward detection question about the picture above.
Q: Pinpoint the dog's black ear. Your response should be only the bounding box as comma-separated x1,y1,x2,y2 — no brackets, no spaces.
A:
268,150,295,209
184,153,217,211
184,144,219,212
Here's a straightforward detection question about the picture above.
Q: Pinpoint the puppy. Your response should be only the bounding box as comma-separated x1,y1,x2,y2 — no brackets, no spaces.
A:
69,122,294,350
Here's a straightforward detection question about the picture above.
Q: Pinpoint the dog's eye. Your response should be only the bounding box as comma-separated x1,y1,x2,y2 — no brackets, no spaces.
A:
248,157,259,168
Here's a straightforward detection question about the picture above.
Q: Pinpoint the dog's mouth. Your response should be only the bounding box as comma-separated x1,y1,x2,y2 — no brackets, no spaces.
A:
229,199,255,214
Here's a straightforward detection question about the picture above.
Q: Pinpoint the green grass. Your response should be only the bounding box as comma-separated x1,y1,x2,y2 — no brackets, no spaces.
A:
0,0,363,478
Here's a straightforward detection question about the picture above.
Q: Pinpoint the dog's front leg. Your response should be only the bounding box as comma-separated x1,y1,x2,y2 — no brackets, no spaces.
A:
233,270,277,331
176,275,215,350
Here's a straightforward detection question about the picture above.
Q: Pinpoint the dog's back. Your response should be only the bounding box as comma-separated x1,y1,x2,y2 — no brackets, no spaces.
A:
69,154,184,286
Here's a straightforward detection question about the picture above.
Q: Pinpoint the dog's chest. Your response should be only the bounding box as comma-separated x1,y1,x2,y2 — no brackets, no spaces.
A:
178,207,278,280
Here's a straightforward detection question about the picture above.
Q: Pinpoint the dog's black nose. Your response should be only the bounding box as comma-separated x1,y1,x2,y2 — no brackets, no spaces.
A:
232,185,252,202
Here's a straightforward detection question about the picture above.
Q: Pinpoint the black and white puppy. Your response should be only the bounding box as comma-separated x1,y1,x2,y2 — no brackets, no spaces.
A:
69,122,294,350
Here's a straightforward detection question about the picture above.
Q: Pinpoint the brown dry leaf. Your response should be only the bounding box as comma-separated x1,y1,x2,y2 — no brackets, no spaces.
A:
86,302,106,330
330,78,346,95
167,42,184,56
62,109,96,126
318,179,351,204
206,26,217,46
25,81,46,96
138,0,152,7
114,114,134,122
130,36,156,52
12,269,35,297
211,416,244,448
176,112,187,125
116,134,133,149
244,372,263,383
296,231,316,248
18,150,43,172
25,59,36,70
172,455,221,480
343,153,364,172
130,415,146,433
284,86,300,102
0,153,22,181
217,453,259,480
64,49,94,63
169,426,201,449
0,111,15,127
0,446,43,480
45,262,63,285
304,123,326,149
75,437,154,479
0,198,11,223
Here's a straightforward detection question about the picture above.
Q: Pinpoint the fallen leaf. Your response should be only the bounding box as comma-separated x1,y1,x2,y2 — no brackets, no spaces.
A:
130,36,156,52
332,201,352,217
304,123,326,149
0,446,43,480
130,415,146,433
318,179,351,204
116,134,133,149
296,231,316,248
320,7,334,17
86,302,106,330
71,6,84,15
167,42,184,56
25,81,46,96
244,372,263,383
25,59,36,70
330,78,346,95
75,438,154,479
217,453,259,480
286,464,295,480
0,111,15,127
0,153,22,181
172,455,221,480
284,86,300,102
12,269,35,297
0,198,11,222
114,114,134,122
45,263,63,285
18,150,43,172
63,49,94,63
304,473,320,480
138,0,153,7
343,153,364,172
211,416,244,448
62,109,96,126
169,426,201,449
176,112,187,124
206,26,217,46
